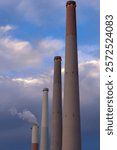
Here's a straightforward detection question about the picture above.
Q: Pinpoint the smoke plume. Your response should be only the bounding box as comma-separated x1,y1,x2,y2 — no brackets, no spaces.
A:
10,108,38,125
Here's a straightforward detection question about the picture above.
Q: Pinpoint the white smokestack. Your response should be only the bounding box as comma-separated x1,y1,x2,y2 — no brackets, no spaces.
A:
32,124,39,150
10,108,38,125
40,88,49,150
32,124,39,143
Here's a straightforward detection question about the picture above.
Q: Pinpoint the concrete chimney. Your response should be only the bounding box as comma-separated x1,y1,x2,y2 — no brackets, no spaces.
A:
40,88,49,150
51,56,62,150
62,1,81,150
32,124,39,150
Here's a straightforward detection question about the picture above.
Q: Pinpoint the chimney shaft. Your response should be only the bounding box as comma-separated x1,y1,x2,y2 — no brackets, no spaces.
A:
32,124,39,150
51,56,62,150
40,88,49,150
62,1,81,150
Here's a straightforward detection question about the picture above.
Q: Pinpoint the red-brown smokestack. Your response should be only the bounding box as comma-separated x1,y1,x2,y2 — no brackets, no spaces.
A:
32,124,39,150
62,1,81,150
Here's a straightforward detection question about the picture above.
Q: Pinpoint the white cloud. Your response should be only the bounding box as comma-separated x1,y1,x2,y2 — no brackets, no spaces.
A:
78,45,99,62
12,78,43,85
0,58,99,99
0,59,99,108
38,37,64,56
79,59,100,105
0,25,15,32
0,35,64,70
0,37,39,69
12,70,53,87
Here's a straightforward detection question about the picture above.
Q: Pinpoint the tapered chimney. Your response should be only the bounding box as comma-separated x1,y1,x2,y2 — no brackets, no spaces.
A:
62,1,81,150
40,88,49,150
32,124,39,150
51,56,62,150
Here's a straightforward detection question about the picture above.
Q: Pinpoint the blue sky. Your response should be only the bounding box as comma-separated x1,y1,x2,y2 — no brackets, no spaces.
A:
0,0,100,150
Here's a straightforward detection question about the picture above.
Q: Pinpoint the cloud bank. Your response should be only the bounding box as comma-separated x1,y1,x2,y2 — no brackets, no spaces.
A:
0,26,64,70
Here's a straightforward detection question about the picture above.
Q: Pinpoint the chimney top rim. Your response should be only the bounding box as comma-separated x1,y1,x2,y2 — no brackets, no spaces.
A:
54,56,62,61
66,1,76,7
43,88,49,92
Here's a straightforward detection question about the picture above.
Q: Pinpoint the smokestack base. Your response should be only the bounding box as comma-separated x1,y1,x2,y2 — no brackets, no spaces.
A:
54,56,62,61
32,143,38,150
66,1,76,7
43,88,49,92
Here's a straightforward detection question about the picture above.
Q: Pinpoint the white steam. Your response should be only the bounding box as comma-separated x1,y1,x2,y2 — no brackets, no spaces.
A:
10,108,38,125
